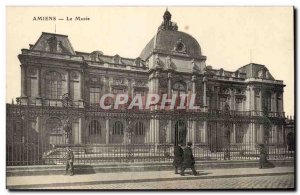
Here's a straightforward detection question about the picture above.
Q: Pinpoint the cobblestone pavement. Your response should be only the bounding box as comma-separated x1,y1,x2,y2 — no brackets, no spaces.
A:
35,174,294,189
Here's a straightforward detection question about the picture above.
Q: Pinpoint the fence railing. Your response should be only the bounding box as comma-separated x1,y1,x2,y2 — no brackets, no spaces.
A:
6,142,294,166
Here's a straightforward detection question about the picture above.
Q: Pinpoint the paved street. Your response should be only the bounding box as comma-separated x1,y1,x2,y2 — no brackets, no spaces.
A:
38,174,294,189
7,166,294,190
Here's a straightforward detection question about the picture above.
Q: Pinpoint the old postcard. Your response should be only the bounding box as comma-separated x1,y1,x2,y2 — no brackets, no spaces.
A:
6,6,295,190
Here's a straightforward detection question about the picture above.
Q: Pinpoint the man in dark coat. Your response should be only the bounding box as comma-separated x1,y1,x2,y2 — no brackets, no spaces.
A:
64,147,74,176
173,143,183,174
259,144,274,169
181,141,198,176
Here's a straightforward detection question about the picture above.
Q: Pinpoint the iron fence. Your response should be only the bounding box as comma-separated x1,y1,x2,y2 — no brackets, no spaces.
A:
6,142,294,166
6,103,291,166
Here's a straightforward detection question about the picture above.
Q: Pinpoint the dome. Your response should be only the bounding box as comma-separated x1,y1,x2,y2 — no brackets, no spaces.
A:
139,10,202,60
139,30,202,60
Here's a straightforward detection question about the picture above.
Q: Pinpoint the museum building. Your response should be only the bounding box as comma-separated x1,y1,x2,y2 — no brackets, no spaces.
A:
6,10,289,165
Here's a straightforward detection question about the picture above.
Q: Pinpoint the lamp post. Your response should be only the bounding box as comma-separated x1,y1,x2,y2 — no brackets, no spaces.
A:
262,105,271,159
125,119,134,162
62,93,74,145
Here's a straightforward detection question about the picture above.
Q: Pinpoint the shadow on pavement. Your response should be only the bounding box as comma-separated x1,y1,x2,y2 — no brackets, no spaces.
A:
74,165,96,175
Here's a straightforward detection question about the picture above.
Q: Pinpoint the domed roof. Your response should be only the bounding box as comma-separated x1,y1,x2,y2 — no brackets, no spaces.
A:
140,30,202,60
139,10,202,60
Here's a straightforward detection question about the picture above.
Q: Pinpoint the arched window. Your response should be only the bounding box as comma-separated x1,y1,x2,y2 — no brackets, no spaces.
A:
88,120,101,136
45,71,62,99
134,122,145,136
46,117,63,134
112,121,123,135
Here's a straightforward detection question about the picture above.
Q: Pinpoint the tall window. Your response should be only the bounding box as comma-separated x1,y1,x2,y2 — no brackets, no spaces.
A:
46,117,63,144
219,97,227,110
88,120,101,136
89,87,101,104
45,71,62,99
134,122,145,136
277,93,283,112
112,121,123,135
255,90,261,111
263,91,272,113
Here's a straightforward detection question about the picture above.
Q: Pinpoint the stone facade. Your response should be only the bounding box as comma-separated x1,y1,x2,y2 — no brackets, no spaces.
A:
7,10,287,150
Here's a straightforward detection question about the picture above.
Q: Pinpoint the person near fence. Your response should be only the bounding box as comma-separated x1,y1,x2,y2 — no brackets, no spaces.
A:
181,141,198,176
259,144,274,169
64,147,74,176
173,143,183,174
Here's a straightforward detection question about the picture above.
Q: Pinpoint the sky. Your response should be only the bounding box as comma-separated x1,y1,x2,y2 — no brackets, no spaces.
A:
6,7,294,115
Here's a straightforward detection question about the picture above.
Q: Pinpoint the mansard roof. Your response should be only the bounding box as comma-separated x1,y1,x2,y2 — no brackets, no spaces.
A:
237,63,275,80
31,32,76,55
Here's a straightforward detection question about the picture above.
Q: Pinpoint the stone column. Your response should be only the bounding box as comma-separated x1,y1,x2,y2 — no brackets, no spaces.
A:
231,123,236,143
105,118,110,144
186,121,191,142
259,90,263,112
202,121,208,143
67,70,71,95
149,119,156,143
251,87,256,111
281,93,284,114
168,73,172,97
21,65,27,97
149,71,159,111
274,125,278,144
77,118,82,144
35,68,43,105
192,120,196,144
128,79,132,97
155,119,160,144
203,77,207,111
38,68,42,97
274,92,278,114
123,121,129,144
231,89,235,111
259,124,264,144
79,71,83,100
166,120,172,144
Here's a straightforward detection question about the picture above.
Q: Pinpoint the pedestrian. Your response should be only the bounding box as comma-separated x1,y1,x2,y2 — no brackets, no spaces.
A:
259,144,274,169
64,146,74,176
181,141,198,176
259,144,267,168
173,143,183,174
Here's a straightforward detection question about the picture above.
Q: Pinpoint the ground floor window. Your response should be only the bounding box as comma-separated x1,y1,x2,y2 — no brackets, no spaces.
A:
46,117,64,144
133,121,145,144
111,121,124,143
87,120,102,143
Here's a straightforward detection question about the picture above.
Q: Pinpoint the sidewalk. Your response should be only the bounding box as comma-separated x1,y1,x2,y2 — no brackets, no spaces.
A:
7,159,294,176
7,166,294,189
